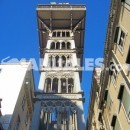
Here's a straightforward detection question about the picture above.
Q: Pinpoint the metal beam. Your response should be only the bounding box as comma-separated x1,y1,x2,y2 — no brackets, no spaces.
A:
75,29,85,32
73,16,85,32
39,19,79,21
38,16,51,32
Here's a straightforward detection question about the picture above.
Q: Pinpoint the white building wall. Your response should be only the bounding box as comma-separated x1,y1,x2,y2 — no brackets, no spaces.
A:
74,72,82,92
38,72,46,91
43,53,49,67
0,62,31,115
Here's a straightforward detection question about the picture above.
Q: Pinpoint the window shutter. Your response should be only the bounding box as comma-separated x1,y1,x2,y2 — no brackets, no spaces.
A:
114,27,120,43
111,115,117,127
117,84,124,100
104,90,108,101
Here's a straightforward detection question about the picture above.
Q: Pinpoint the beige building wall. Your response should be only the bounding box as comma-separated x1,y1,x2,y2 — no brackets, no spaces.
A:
87,68,106,130
103,1,130,130
87,0,130,130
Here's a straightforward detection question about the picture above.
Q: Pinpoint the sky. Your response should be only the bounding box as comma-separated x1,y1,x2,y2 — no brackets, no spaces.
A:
0,0,110,120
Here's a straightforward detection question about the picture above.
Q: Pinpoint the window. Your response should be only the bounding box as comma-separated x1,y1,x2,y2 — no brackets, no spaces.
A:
56,42,60,49
111,115,117,127
111,115,121,130
52,32,56,37
45,78,51,93
98,112,103,123
14,115,20,130
104,90,108,101
121,0,130,5
67,56,72,67
57,32,61,37
50,42,55,49
48,56,53,67
51,112,56,121
106,92,113,110
66,32,70,37
61,56,66,67
67,42,71,49
61,79,66,93
121,85,130,120
61,42,66,49
55,56,59,67
62,32,65,37
52,78,58,93
128,110,130,120
25,111,29,126
21,95,26,111
114,27,120,43
68,78,74,93
118,84,124,100
109,61,118,83
126,46,130,64
114,26,126,52
109,61,114,75
118,30,125,52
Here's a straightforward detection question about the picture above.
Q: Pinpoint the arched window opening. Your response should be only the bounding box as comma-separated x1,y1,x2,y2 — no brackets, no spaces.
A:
67,42,71,49
56,42,60,49
61,78,66,93
45,78,51,93
62,42,66,49
66,32,70,37
50,42,55,49
55,56,59,67
52,32,56,37
68,78,74,93
46,111,57,130
51,111,57,121
61,56,66,67
67,56,72,67
57,32,61,37
48,56,53,67
61,112,67,125
52,78,58,93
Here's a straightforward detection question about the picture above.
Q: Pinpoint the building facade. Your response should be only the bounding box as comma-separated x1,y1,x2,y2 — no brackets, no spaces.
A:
0,99,3,130
0,62,35,130
30,3,86,130
87,0,130,130
87,68,106,130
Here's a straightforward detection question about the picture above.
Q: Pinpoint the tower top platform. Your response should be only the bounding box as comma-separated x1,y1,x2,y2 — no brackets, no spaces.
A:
36,4,86,58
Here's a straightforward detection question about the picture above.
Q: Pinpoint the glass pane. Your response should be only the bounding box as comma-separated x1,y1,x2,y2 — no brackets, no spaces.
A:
115,119,121,130
125,0,130,5
107,93,111,108
122,87,130,115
